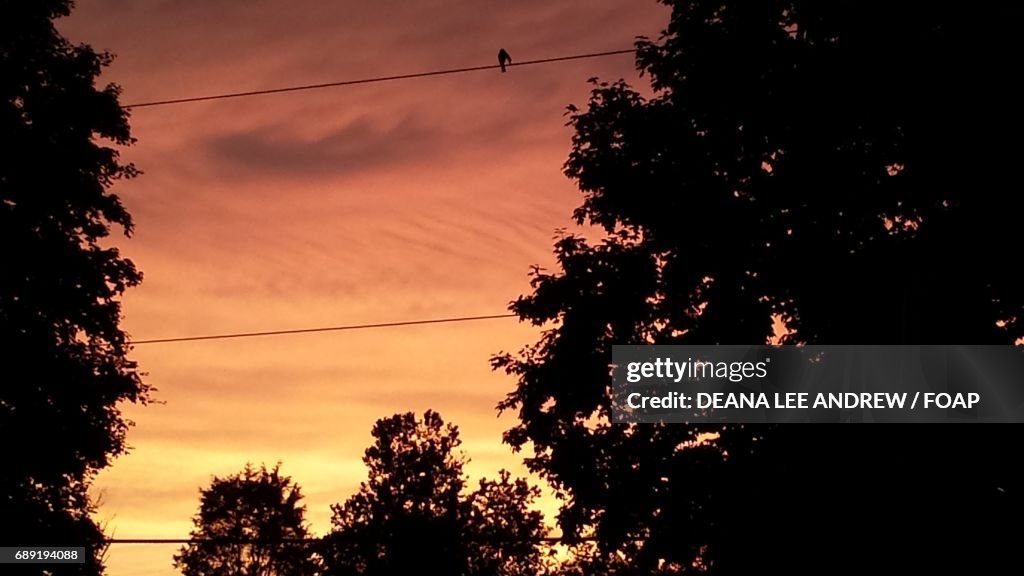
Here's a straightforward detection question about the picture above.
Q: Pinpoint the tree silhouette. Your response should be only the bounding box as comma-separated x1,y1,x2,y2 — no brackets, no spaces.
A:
174,463,321,576
322,411,547,576
555,541,688,576
1,2,150,573
493,1,1021,573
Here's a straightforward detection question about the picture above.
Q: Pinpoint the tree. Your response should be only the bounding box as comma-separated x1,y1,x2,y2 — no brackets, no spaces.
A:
322,411,547,576
1,2,150,573
493,1,1021,573
174,463,321,576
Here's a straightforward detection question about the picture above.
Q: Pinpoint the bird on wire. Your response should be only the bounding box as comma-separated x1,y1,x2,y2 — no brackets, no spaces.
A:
498,48,512,72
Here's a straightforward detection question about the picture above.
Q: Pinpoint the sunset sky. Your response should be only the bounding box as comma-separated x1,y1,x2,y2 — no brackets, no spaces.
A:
58,1,671,574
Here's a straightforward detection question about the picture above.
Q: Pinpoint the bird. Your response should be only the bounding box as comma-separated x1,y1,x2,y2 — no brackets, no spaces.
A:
497,48,512,73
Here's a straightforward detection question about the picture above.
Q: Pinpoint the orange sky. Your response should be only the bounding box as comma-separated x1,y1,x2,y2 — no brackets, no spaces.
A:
59,2,671,574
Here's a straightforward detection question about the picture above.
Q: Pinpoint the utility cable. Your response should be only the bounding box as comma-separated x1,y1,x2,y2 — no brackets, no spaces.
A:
125,48,637,108
130,313,518,345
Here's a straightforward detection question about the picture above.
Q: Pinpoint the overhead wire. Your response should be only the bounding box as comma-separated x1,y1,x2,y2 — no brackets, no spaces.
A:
105,537,590,544
129,313,518,345
124,48,638,108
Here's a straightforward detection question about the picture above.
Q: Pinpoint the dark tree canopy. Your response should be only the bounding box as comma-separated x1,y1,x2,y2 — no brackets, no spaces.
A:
174,463,321,576
494,1,1021,573
1,1,149,572
322,411,547,576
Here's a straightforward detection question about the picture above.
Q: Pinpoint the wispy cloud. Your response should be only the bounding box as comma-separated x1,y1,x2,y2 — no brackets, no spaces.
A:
205,116,440,179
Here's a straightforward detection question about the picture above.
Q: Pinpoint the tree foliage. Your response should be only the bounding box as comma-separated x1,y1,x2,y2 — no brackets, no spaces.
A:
494,1,1021,573
174,463,321,576
1,1,150,572
323,411,547,576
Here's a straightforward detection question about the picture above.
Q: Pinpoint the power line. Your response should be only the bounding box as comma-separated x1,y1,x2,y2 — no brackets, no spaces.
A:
125,48,637,108
130,313,517,345
105,537,599,544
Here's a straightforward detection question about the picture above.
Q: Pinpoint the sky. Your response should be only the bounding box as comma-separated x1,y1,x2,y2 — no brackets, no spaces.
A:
58,1,672,574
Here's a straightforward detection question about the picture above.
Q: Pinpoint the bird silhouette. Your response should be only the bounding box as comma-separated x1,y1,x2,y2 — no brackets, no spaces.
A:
498,48,512,73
